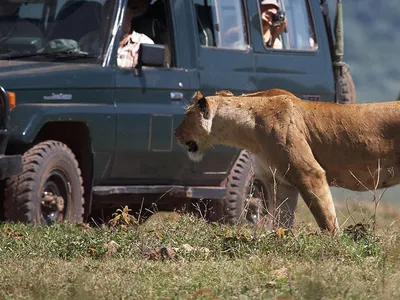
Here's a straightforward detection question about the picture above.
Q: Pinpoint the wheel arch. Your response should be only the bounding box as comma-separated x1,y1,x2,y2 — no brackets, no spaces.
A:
31,121,94,218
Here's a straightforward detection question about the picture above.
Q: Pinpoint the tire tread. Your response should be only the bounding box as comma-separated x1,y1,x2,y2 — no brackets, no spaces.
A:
3,140,84,223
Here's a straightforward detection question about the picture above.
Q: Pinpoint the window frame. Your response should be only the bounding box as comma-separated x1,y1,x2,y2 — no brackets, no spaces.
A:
257,0,319,53
193,0,251,53
111,0,177,69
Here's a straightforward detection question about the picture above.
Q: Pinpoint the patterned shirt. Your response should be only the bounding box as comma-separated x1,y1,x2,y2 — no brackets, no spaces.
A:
117,31,154,69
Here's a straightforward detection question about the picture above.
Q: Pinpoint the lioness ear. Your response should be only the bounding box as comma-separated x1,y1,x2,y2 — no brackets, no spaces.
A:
193,91,204,102
198,96,210,119
193,91,210,119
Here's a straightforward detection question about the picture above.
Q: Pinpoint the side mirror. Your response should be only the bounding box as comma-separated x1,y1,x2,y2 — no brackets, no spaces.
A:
138,43,165,67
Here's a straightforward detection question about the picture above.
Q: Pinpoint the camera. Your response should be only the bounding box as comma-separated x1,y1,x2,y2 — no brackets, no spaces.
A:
272,10,285,25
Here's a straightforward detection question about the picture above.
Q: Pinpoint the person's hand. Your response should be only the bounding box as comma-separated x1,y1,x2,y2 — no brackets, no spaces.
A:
265,18,286,48
270,18,287,41
119,33,132,47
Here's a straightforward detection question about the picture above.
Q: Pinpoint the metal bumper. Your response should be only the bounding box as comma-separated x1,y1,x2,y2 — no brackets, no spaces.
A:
0,86,22,180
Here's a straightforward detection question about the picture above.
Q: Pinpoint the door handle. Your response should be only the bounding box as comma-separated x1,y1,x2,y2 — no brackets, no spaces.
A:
170,92,183,100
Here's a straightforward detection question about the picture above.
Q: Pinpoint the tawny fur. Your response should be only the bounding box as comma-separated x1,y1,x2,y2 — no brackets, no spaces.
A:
175,89,400,233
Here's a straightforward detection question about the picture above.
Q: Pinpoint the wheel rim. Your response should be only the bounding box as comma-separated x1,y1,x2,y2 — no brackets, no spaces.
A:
245,178,271,225
40,170,70,225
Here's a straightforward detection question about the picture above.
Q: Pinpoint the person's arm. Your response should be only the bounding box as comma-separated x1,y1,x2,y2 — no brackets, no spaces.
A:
267,19,287,48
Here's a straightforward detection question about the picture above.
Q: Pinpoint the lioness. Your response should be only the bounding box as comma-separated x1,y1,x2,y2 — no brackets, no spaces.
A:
175,89,400,233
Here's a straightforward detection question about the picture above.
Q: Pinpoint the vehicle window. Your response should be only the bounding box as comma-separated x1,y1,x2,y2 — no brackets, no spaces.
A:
0,0,116,62
55,0,106,17
258,0,317,51
19,3,44,20
193,0,248,51
116,0,174,69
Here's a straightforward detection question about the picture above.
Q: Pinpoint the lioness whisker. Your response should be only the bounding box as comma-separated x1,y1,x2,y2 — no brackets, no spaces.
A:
181,97,191,109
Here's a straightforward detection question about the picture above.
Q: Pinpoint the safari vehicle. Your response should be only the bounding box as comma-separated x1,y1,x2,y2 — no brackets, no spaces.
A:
0,0,355,225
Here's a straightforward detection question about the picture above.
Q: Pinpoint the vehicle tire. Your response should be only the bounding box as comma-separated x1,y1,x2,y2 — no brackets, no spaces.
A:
208,150,274,226
3,140,84,225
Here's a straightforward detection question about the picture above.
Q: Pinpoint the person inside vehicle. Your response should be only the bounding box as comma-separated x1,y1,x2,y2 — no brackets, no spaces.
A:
259,0,287,49
78,0,157,68
117,0,157,68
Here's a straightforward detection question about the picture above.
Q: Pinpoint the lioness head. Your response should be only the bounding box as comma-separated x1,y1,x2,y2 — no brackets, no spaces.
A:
175,91,216,162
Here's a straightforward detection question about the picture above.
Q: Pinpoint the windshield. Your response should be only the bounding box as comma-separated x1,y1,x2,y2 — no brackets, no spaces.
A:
0,0,117,61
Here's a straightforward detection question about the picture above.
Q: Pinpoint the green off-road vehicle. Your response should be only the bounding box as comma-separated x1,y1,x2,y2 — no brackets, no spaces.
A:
0,0,355,226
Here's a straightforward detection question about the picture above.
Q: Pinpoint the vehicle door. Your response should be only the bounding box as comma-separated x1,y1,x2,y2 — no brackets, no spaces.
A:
190,0,256,176
194,0,256,95
249,0,335,102
112,0,200,185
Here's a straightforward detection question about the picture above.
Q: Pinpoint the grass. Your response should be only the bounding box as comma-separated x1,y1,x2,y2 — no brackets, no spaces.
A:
1,198,400,300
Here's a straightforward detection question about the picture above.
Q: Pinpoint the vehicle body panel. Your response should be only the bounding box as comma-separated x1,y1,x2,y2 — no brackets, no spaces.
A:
0,60,117,184
0,0,340,202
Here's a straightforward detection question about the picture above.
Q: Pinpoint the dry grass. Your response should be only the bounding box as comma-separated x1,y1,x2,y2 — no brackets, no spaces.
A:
1,197,400,300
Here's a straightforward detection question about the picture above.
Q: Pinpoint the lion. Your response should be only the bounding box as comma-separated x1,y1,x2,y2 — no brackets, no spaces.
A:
175,88,400,233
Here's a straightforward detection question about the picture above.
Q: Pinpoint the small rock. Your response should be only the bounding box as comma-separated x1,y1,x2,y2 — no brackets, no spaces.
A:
104,240,120,256
198,247,210,253
182,244,195,252
144,245,176,261
161,245,176,260
144,247,161,260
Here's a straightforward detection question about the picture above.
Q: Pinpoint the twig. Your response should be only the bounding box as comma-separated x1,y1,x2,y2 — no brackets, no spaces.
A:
349,170,374,196
345,198,357,225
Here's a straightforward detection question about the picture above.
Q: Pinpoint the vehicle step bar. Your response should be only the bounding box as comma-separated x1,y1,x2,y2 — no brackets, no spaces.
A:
92,185,227,199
